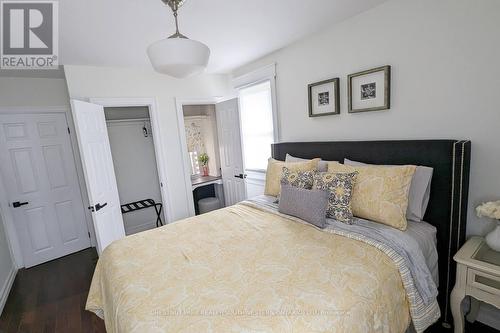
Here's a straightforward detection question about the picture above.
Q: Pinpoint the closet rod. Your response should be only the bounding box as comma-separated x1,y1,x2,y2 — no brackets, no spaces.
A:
106,118,151,123
184,115,208,120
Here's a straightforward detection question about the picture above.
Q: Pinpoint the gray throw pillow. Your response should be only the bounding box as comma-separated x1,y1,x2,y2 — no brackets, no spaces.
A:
278,184,329,228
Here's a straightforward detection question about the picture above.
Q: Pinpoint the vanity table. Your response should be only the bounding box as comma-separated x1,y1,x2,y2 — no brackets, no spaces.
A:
191,175,224,214
191,175,223,190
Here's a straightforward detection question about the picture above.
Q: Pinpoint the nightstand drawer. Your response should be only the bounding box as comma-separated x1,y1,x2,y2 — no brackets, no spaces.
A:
467,268,500,296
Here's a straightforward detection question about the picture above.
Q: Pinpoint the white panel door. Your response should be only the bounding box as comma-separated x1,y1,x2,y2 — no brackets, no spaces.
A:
216,98,247,206
71,100,125,254
0,113,90,268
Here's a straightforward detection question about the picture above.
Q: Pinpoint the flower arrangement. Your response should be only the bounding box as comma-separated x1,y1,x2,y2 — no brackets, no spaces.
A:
198,153,209,166
476,200,500,220
198,153,209,176
477,200,500,251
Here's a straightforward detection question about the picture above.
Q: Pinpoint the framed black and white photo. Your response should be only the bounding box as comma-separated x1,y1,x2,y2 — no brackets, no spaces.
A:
348,65,391,113
308,78,340,117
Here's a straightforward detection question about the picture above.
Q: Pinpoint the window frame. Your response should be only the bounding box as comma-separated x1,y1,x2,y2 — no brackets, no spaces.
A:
233,64,279,173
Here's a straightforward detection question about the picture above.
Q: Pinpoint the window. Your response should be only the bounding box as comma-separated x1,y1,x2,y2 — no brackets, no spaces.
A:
239,80,275,171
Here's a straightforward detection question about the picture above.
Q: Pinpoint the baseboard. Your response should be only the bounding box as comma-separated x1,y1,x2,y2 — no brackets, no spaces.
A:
0,267,17,315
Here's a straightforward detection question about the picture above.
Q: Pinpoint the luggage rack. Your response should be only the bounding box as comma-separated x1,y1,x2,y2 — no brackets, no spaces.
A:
120,199,163,227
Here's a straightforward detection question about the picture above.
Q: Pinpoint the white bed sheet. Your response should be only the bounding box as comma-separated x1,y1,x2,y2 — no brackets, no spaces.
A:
405,220,439,286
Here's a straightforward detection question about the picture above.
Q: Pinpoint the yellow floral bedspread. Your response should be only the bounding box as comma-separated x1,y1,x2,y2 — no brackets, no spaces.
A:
87,204,410,332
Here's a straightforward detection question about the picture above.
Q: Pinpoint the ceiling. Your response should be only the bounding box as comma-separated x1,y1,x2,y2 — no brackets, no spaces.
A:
59,0,387,74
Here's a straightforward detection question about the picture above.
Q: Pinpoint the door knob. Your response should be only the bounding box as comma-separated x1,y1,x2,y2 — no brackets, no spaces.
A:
95,202,108,212
12,201,29,208
88,202,108,212
234,174,247,179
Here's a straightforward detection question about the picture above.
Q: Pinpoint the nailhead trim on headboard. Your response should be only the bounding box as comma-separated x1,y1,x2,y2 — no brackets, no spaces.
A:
442,140,470,328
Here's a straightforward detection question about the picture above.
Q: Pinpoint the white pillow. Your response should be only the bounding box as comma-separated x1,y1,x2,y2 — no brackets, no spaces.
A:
344,159,433,222
285,154,330,172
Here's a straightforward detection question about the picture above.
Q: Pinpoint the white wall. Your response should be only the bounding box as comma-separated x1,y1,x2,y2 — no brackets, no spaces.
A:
233,0,500,237
245,172,265,199
0,215,14,286
107,120,163,235
0,210,16,315
64,65,232,221
0,77,70,107
0,211,15,314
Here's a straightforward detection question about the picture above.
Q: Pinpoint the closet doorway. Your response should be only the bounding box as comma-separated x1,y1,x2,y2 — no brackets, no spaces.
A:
72,98,171,254
104,106,165,235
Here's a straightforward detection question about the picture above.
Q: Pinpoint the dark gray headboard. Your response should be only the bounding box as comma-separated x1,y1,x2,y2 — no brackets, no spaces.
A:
271,140,471,330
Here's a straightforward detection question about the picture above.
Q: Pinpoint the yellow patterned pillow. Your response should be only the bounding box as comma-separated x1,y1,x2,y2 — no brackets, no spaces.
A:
327,162,416,230
264,158,320,196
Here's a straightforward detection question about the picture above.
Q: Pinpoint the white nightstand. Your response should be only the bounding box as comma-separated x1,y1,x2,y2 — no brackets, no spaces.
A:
451,236,500,333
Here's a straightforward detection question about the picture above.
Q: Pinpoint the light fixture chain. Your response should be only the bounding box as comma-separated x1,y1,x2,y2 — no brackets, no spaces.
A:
173,11,180,35
162,0,188,39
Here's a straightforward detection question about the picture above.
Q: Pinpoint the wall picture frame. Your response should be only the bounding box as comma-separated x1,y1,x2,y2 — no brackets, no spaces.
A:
348,65,391,113
308,78,340,117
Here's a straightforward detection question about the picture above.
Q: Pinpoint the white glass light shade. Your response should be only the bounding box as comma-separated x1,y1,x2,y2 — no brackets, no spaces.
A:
147,37,210,78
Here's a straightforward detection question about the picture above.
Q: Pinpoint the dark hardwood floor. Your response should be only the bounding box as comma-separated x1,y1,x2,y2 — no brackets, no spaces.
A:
0,248,498,333
465,320,500,333
0,248,105,333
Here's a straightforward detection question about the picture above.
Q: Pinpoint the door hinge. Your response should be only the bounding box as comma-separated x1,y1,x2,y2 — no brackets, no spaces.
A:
67,127,71,134
88,232,91,239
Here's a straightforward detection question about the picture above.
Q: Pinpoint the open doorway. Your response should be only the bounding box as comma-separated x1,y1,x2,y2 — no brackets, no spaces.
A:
177,98,249,217
104,106,165,235
182,104,225,215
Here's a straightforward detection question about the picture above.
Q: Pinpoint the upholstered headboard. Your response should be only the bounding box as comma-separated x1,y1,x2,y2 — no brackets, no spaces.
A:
271,140,471,330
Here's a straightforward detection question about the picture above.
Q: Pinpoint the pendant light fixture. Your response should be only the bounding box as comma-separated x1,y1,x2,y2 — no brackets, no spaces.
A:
147,0,210,78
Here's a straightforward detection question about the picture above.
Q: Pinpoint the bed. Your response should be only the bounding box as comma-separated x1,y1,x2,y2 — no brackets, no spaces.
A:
86,140,471,332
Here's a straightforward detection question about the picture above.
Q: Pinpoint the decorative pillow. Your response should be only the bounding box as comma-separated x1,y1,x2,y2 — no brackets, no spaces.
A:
344,159,433,222
285,154,334,172
278,184,329,228
328,162,416,230
313,171,358,224
264,158,320,197
280,167,315,190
